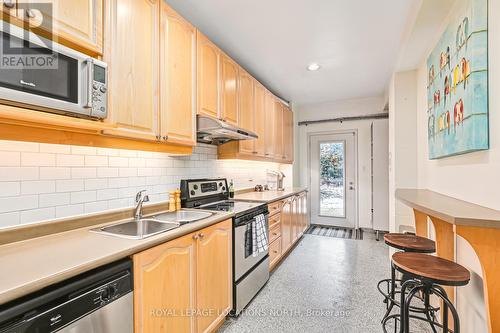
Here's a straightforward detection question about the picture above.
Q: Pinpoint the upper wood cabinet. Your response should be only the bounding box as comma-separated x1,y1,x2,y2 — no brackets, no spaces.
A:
133,232,196,333
220,54,239,125
196,219,232,333
133,219,232,333
264,91,276,158
238,70,255,154
104,0,159,141
282,106,294,162
5,0,103,55
159,3,196,146
197,32,220,119
274,101,284,159
253,83,267,156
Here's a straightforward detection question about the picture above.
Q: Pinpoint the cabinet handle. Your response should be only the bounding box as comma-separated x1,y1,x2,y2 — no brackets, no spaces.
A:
272,233,278,236
192,234,199,240
199,233,205,239
3,0,15,9
156,135,161,141
252,151,258,154
273,250,278,254
162,135,168,141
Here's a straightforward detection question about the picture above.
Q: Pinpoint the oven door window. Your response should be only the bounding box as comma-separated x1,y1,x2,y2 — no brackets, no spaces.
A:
0,31,78,103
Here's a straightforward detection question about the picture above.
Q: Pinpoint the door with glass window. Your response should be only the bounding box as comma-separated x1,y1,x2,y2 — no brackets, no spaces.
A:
310,132,357,228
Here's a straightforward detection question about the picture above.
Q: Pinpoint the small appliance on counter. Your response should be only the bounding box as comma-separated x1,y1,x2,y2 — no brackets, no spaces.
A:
180,178,270,315
0,259,133,333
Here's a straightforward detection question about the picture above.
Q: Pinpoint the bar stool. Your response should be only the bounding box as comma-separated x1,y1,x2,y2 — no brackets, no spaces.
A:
384,252,470,333
377,233,436,329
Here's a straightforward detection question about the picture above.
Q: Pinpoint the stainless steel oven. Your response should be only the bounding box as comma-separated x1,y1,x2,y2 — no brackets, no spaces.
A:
0,22,107,119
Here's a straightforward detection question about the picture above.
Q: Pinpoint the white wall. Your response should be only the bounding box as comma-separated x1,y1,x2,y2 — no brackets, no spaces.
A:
296,96,388,229
387,70,419,233
0,141,291,228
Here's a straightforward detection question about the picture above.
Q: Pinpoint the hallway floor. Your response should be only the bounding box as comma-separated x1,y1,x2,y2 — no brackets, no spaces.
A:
219,233,391,332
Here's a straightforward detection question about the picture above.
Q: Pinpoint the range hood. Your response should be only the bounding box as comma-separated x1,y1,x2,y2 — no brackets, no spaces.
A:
197,114,258,145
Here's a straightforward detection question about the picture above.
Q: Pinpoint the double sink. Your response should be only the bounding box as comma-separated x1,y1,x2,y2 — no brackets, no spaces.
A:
92,210,216,240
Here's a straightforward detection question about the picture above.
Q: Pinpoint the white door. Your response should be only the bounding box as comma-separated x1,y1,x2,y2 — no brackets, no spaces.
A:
310,132,357,228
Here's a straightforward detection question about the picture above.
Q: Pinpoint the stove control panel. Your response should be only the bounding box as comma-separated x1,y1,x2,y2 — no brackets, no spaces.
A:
182,179,228,199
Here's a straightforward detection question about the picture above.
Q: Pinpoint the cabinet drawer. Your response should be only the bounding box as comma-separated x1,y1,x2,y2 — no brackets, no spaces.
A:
268,212,280,227
268,201,281,216
269,237,282,269
269,221,281,244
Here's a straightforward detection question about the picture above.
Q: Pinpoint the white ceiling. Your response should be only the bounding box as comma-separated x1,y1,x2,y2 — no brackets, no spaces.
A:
166,0,419,106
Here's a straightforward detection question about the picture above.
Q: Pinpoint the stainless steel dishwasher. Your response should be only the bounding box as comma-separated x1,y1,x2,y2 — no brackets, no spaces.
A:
0,259,133,333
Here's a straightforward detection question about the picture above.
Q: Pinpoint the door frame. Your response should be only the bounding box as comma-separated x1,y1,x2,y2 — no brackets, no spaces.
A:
307,129,359,230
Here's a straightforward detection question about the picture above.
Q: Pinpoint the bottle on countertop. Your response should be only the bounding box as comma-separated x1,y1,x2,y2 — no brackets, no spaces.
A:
175,189,181,210
169,191,176,212
228,179,234,199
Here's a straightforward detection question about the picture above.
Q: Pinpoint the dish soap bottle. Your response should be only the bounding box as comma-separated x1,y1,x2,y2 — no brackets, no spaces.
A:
228,179,235,198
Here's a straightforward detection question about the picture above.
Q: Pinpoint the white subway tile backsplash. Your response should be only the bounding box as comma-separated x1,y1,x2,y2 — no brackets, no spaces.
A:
20,207,55,224
85,155,108,167
0,152,21,166
0,195,38,213
0,141,289,226
56,204,84,218
0,212,20,227
0,182,20,197
0,167,39,181
21,152,55,166
40,167,71,180
39,193,71,207
21,180,56,195
57,154,84,167
56,179,85,192
70,191,96,204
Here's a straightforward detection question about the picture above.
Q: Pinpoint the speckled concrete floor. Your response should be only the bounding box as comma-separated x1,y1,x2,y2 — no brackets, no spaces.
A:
218,233,431,333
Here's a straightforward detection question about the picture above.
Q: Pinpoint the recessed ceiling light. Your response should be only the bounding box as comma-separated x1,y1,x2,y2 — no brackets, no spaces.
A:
307,63,321,71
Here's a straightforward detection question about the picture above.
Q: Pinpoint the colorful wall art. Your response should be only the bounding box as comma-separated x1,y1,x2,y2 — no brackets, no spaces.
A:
427,0,488,159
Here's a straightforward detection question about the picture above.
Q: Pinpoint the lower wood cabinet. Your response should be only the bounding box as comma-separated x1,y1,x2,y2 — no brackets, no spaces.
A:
268,191,309,271
133,219,232,333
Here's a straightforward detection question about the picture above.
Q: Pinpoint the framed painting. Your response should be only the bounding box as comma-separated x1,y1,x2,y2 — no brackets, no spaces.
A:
427,0,488,159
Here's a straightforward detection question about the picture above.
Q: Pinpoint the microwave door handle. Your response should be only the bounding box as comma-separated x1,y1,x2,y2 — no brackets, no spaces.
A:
84,58,94,109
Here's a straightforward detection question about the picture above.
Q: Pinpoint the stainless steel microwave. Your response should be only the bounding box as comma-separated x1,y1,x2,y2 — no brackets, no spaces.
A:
0,22,107,119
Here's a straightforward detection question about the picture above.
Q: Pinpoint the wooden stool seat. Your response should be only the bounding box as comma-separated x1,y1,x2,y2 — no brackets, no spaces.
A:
384,233,435,253
392,252,470,286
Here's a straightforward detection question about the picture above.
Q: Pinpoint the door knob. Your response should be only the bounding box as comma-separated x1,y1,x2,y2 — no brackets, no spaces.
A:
192,234,199,240
349,186,355,190
199,233,205,239
3,0,15,9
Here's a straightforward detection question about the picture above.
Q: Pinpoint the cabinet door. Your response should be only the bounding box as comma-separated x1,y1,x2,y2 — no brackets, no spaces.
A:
274,102,284,160
159,3,196,146
264,92,276,158
197,32,219,119
238,69,254,154
196,219,232,333
281,199,292,252
104,0,159,140
253,83,266,156
26,0,103,55
283,107,294,162
133,232,197,333
220,55,239,125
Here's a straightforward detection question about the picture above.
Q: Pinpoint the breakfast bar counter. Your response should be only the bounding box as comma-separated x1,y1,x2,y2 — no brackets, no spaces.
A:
396,189,500,333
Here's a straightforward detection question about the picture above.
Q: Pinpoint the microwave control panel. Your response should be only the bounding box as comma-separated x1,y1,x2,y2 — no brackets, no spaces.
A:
90,64,107,119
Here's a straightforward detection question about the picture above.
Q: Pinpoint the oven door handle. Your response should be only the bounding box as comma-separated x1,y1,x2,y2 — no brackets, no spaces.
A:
84,58,94,109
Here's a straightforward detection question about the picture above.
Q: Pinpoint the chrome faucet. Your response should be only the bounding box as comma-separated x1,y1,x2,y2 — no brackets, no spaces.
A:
134,190,149,221
267,170,286,191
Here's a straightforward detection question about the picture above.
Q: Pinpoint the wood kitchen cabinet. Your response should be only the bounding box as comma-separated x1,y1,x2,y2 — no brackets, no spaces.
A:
238,69,255,154
133,219,232,333
159,2,196,146
253,82,267,156
2,0,103,55
264,91,276,158
220,54,239,125
197,31,220,119
274,101,284,160
282,106,294,162
104,0,159,141
280,197,293,253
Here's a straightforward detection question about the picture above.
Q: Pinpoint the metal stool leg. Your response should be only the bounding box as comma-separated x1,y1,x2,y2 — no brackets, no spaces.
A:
403,285,424,333
423,287,438,333
432,287,460,333
398,279,415,333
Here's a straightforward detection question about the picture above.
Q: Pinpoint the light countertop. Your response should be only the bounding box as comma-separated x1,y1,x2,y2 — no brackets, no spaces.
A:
235,187,308,203
0,211,233,305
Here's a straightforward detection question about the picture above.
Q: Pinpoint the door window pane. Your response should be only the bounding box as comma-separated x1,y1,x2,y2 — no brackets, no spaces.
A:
319,142,345,217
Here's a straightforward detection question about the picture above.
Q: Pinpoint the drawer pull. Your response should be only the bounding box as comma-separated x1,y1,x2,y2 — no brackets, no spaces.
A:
272,233,278,236
273,250,278,254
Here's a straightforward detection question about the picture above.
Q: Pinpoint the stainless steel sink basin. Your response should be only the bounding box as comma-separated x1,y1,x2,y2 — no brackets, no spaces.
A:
91,219,180,239
152,210,215,224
